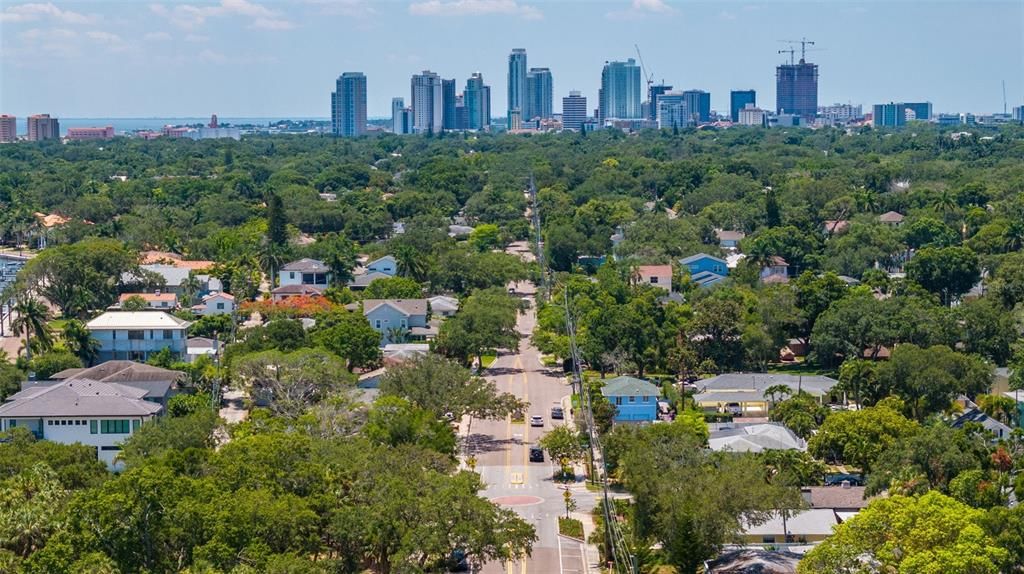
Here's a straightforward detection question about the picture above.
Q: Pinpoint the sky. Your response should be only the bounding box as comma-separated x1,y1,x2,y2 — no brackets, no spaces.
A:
1,0,1022,119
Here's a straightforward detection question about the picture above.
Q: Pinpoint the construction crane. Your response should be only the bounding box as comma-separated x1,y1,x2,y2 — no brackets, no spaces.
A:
635,43,654,95
779,37,816,63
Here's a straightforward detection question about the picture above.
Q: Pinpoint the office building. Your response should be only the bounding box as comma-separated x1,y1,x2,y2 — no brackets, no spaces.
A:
331,72,367,137
391,97,409,134
730,90,756,122
525,67,553,120
27,114,59,141
411,70,443,134
682,90,711,123
656,92,690,129
0,115,15,142
776,59,818,120
67,126,114,140
1014,105,1024,123
599,58,642,120
442,78,457,130
464,72,491,131
738,104,768,127
903,102,932,121
507,48,528,128
647,84,673,120
818,103,863,123
562,91,587,131
455,96,469,130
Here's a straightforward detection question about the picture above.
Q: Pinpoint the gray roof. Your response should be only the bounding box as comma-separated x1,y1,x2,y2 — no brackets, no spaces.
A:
280,258,329,272
46,360,183,400
680,253,727,266
742,509,839,537
697,373,838,398
348,271,392,288
136,264,220,290
951,408,1012,438
271,284,325,295
705,549,801,574
0,379,164,417
708,423,805,452
600,376,661,397
363,299,428,317
428,295,459,312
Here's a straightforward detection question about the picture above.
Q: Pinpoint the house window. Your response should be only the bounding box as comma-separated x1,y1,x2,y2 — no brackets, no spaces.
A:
100,446,122,451
629,396,636,403
163,330,174,339
401,319,407,328
89,420,97,434
47,420,53,426
216,302,225,310
302,273,314,284
375,320,381,329
615,397,623,405
289,272,295,280
128,330,144,340
650,276,659,284
714,265,723,273
100,420,130,434
132,420,141,432
762,536,776,544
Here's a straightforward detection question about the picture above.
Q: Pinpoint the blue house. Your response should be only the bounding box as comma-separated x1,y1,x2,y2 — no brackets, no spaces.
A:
600,376,661,423
363,299,429,345
679,253,729,288
365,255,398,276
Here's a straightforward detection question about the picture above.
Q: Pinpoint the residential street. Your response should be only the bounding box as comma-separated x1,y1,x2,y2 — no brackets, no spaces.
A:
470,280,597,574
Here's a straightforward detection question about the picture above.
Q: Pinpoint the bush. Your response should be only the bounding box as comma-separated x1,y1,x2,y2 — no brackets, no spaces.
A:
558,517,584,540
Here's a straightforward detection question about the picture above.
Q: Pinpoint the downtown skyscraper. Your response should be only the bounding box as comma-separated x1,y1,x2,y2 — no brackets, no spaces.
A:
599,59,642,121
507,48,527,128
331,72,367,137
776,58,818,120
411,70,443,134
525,67,553,121
464,72,491,131
562,91,587,131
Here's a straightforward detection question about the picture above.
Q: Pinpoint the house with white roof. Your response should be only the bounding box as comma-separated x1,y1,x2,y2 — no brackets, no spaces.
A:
192,292,235,316
133,264,221,298
693,373,839,415
0,375,167,468
86,311,190,362
428,295,459,317
708,423,806,453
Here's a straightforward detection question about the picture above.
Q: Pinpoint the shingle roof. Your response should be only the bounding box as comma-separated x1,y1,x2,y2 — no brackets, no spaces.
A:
802,486,872,510
86,311,191,330
709,424,805,452
637,264,672,278
680,253,727,266
202,292,234,301
136,264,219,289
348,271,391,287
280,258,328,272
0,379,164,417
363,299,428,317
271,284,325,295
878,211,905,223
697,373,838,397
705,549,801,574
600,376,661,397
716,229,746,241
428,295,459,312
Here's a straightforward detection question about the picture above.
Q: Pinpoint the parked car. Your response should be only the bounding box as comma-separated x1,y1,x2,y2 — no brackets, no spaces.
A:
551,406,564,419
529,446,544,462
530,415,544,427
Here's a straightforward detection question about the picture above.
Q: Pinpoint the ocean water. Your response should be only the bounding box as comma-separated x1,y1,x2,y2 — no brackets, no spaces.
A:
49,117,329,136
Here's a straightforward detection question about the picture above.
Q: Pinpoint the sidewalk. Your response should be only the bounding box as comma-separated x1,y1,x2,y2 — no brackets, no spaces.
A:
560,392,602,573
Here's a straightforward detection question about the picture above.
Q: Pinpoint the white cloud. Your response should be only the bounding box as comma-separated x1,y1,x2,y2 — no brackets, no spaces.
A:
309,0,377,18
144,31,172,41
606,0,676,20
409,0,542,20
149,0,295,30
87,30,122,43
0,2,95,24
198,49,228,64
184,33,209,42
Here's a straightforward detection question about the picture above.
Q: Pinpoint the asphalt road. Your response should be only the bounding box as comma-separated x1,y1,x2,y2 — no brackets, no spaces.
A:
470,280,595,574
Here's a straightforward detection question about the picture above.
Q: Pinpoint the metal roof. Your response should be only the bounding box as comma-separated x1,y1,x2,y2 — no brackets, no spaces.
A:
0,379,163,417
86,311,190,330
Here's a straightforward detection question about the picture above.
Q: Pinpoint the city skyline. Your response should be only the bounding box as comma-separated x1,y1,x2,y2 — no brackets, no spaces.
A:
1,1,1022,118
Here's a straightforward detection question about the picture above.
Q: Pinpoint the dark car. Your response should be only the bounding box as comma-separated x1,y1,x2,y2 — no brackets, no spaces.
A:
529,446,545,462
446,549,468,572
551,406,564,419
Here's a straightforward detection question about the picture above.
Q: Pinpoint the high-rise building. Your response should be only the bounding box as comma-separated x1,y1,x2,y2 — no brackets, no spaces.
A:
599,58,642,121
507,48,527,128
0,115,15,143
391,97,411,134
455,95,469,130
331,72,367,137
27,114,59,141
776,59,818,120
411,70,443,134
730,90,756,122
647,84,673,120
873,102,906,127
464,72,491,131
682,90,711,123
562,91,587,131
738,104,768,127
818,103,863,123
442,78,457,130
903,102,932,121
525,67,553,120
1014,105,1024,123
655,91,690,129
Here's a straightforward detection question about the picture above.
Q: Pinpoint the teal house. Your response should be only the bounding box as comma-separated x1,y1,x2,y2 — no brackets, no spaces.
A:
600,376,661,422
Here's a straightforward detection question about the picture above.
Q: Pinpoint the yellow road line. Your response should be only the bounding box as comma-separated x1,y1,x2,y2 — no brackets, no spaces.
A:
521,361,530,482
507,560,514,574
522,559,527,574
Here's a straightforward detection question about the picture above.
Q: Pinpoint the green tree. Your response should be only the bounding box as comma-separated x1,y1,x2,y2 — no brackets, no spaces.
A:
905,245,981,306
875,344,991,420
266,191,288,247
118,410,219,466
120,295,149,311
435,288,520,368
362,276,422,300
363,396,456,456
769,391,829,439
808,402,920,471
60,319,101,366
28,351,81,380
12,297,52,361
469,223,501,252
166,393,212,417
311,311,382,371
233,349,353,418
0,463,68,558
538,425,584,473
866,424,987,496
798,492,1008,574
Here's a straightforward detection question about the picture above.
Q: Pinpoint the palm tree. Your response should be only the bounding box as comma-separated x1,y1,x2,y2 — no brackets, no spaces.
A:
931,189,957,213
12,297,52,361
180,272,202,307
258,241,288,289
1002,220,1024,252
62,319,100,366
394,245,427,282
852,187,879,214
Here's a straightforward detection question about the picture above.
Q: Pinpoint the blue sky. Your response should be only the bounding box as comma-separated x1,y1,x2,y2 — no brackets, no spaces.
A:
1,0,1022,118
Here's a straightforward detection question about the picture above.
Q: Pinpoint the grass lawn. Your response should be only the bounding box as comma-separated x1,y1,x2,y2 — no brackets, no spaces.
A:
558,517,584,540
768,362,838,377
48,319,68,331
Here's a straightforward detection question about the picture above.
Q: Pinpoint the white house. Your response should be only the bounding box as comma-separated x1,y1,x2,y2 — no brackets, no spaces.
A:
365,255,398,276
428,295,459,317
86,311,190,362
760,256,790,284
0,378,164,468
278,258,330,287
118,292,178,310
192,292,235,316
636,265,673,291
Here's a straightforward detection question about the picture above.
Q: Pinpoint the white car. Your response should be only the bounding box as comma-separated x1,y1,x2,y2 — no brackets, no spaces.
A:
530,415,544,427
